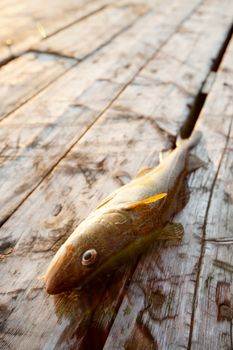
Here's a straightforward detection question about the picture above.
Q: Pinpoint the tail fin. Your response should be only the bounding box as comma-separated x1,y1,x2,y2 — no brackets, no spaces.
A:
176,130,202,149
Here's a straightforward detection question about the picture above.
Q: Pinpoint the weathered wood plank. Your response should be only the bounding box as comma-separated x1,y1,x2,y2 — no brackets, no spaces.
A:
134,0,233,136
104,31,233,350
0,0,200,226
0,0,109,63
0,53,75,121
35,4,150,59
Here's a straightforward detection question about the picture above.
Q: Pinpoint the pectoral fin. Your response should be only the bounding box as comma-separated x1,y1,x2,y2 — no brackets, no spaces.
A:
135,167,153,178
153,223,184,240
126,193,167,210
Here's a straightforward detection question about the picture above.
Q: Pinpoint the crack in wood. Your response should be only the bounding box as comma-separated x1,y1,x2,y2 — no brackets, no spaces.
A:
41,4,109,41
213,259,233,274
211,23,233,72
180,23,233,140
35,10,152,63
205,238,233,245
27,50,80,62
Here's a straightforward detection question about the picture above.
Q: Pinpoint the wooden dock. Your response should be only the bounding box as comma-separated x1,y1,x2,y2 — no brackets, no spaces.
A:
0,0,233,349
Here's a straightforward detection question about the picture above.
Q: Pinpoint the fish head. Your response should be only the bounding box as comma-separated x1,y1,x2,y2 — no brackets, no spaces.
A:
44,211,133,294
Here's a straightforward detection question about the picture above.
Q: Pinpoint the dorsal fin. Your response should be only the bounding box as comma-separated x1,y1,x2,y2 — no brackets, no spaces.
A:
125,193,167,210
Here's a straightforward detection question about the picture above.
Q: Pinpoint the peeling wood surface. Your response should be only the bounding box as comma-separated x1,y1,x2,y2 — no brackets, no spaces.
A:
0,0,233,349
0,0,109,63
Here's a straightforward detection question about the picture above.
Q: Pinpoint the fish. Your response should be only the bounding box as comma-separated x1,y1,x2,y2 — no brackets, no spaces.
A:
44,130,203,294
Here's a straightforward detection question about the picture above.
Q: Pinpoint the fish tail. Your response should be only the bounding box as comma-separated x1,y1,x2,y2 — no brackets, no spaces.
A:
176,130,202,149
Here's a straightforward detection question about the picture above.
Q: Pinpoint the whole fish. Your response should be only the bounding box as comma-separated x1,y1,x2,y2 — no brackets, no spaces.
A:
45,130,203,294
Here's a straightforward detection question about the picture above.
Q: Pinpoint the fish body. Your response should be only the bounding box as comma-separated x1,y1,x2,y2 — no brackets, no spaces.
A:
45,131,203,294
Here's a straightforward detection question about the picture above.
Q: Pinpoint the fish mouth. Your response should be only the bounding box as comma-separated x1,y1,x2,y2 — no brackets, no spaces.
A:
44,250,82,295
45,274,79,295
44,259,86,294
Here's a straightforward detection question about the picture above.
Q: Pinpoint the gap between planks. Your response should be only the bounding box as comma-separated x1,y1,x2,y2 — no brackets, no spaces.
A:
180,22,233,138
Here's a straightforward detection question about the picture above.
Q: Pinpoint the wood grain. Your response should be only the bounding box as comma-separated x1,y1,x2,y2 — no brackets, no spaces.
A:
188,39,233,350
0,0,201,227
111,0,233,136
104,31,233,350
35,4,151,59
0,53,75,121
0,1,151,123
0,0,109,63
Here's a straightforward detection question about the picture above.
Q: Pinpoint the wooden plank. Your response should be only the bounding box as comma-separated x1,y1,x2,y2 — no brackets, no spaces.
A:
134,0,233,136
0,0,109,63
0,1,150,123
0,0,200,226
0,53,75,121
35,4,151,59
104,31,233,350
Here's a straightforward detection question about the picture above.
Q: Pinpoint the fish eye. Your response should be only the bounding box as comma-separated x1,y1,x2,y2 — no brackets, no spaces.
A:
82,249,97,266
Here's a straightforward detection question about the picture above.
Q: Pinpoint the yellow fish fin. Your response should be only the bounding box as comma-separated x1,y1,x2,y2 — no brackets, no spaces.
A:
96,195,113,209
126,192,167,210
152,223,184,240
135,167,153,178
